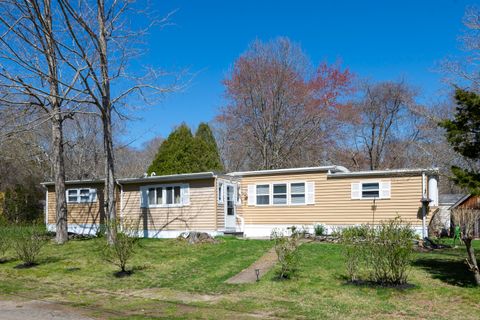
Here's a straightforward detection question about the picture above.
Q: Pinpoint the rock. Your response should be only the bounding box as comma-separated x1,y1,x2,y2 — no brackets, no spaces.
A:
178,232,217,244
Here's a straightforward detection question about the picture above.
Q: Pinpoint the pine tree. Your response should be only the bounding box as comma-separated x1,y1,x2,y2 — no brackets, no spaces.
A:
440,88,480,194
147,123,224,175
147,124,196,175
194,123,224,172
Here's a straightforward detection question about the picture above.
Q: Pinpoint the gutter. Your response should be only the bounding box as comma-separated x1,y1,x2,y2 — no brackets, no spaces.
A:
327,168,439,178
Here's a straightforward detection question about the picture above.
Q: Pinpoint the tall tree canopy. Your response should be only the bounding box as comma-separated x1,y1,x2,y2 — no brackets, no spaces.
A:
147,123,223,175
440,88,480,194
216,37,354,171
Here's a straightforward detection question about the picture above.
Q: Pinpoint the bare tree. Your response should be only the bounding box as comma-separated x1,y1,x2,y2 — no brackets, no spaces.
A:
351,80,420,170
452,208,480,285
56,0,180,243
0,0,89,243
217,38,354,171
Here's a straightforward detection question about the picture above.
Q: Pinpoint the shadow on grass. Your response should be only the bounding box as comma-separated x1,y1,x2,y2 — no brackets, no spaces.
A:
413,257,477,287
114,270,133,278
338,275,417,290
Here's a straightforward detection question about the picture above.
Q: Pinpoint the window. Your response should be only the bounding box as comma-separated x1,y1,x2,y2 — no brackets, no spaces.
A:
218,182,224,203
145,184,185,207
273,183,287,205
361,182,379,198
67,188,96,203
290,183,305,204
256,184,270,205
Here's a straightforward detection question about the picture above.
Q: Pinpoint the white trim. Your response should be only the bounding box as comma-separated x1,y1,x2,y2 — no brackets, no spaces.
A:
328,167,438,178
66,188,97,204
217,181,224,204
45,189,48,225
350,180,391,200
253,181,308,206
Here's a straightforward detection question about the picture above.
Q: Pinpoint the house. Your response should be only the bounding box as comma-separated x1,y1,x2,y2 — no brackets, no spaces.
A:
42,165,439,238
450,194,480,238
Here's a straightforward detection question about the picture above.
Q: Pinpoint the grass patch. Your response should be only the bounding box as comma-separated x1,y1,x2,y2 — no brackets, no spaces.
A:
0,236,479,319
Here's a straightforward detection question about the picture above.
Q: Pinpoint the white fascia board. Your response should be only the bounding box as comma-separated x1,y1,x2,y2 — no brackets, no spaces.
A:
228,165,349,177
327,167,439,178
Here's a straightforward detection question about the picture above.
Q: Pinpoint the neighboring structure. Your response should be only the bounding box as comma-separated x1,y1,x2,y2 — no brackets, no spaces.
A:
42,166,439,238
450,194,480,238
429,194,465,237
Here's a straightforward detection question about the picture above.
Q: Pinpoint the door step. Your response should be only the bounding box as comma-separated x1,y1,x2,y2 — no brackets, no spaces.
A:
222,230,244,237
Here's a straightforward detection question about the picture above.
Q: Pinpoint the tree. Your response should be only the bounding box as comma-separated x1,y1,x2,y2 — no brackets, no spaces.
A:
148,124,197,175
350,80,420,170
194,123,224,172
57,0,178,243
452,208,480,285
217,37,354,171
0,0,86,243
439,89,480,194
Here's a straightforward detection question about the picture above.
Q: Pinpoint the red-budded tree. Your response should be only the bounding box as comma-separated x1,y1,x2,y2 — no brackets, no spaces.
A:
216,37,354,170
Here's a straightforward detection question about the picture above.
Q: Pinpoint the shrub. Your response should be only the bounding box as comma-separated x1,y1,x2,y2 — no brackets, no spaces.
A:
0,226,10,260
101,220,139,275
11,225,47,266
271,228,300,279
314,224,326,236
340,218,415,285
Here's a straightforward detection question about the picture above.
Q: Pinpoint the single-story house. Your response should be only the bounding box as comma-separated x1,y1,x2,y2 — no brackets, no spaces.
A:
42,165,439,238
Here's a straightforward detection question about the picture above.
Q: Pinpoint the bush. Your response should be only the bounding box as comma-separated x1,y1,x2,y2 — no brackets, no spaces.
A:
11,225,47,266
101,220,139,275
340,218,415,285
271,228,301,279
314,224,326,236
0,226,10,260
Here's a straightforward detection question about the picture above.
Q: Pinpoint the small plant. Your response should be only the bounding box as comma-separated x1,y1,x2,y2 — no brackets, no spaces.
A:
314,224,326,236
0,226,10,261
101,219,139,276
271,228,300,279
340,225,370,282
11,224,47,267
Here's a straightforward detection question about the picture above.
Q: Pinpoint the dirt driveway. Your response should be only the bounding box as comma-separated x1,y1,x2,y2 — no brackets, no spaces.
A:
0,299,94,320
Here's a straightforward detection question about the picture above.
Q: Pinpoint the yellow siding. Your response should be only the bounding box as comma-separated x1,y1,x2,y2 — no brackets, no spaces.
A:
47,183,105,225
121,178,216,231
238,172,425,227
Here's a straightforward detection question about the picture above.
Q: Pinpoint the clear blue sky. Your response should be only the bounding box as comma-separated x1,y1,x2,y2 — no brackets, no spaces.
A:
123,0,476,148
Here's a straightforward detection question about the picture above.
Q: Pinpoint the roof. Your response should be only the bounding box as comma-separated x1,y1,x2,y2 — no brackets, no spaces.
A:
449,194,473,210
327,168,439,178
228,165,349,177
41,172,217,187
439,193,466,205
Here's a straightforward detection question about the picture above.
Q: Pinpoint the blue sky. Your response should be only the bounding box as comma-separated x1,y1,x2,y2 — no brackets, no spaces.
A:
123,0,476,148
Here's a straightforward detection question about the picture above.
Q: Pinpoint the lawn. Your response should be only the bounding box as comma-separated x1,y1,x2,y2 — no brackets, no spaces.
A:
0,236,479,319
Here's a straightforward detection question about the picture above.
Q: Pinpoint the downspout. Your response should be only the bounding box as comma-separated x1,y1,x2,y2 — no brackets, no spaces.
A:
421,172,427,239
115,180,124,229
45,186,49,227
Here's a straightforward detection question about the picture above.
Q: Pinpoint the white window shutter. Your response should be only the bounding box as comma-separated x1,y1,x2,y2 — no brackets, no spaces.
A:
351,183,361,200
306,182,315,204
90,189,97,202
236,185,242,205
247,185,256,206
140,187,148,208
380,181,391,199
181,184,190,205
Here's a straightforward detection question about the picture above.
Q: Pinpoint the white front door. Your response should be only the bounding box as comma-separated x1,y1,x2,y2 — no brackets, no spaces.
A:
224,184,236,230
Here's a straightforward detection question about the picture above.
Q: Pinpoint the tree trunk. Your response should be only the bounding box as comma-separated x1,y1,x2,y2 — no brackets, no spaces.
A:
464,238,480,285
98,0,116,244
52,116,68,244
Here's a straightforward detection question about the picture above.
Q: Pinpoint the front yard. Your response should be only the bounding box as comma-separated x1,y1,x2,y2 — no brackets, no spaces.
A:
0,237,479,319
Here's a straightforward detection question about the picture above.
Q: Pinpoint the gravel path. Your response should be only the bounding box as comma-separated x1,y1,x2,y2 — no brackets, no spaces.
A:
0,299,94,320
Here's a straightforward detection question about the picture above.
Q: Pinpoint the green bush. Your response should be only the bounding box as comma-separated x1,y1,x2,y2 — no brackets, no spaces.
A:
11,225,47,266
340,218,415,285
271,228,300,279
101,220,139,275
314,224,326,236
0,226,10,260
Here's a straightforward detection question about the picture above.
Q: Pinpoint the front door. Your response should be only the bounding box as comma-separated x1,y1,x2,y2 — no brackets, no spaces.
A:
224,184,236,230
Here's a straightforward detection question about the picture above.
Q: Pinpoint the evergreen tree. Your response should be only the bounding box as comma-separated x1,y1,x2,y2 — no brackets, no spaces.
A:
147,124,196,175
194,123,224,172
440,88,480,194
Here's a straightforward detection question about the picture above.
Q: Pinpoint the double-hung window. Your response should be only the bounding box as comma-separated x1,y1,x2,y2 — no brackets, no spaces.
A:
361,182,379,199
67,188,97,203
273,184,287,205
256,184,270,205
290,183,306,204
